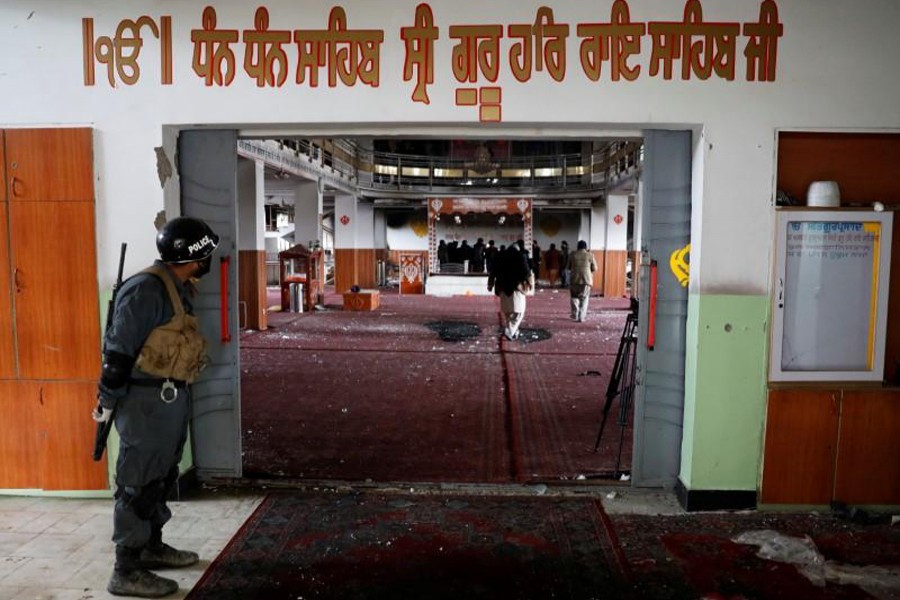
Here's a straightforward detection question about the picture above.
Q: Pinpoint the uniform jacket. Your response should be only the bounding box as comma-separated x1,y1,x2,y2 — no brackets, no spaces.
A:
99,261,195,409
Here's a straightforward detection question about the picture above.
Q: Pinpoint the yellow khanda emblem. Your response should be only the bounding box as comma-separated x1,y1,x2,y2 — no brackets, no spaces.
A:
539,216,561,238
669,243,690,287
409,216,429,238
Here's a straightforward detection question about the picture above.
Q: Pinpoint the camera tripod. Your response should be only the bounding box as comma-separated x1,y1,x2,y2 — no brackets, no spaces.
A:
593,299,638,477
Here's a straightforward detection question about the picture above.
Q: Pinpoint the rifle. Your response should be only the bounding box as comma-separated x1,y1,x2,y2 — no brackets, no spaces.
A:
92,242,127,461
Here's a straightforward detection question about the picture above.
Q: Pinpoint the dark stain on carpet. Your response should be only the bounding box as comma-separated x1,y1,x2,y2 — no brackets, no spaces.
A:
425,320,482,342
513,327,552,344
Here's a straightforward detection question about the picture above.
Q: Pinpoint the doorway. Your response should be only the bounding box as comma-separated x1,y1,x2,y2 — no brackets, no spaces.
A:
176,128,692,489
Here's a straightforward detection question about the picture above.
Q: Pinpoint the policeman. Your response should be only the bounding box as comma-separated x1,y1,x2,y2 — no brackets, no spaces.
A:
92,216,219,597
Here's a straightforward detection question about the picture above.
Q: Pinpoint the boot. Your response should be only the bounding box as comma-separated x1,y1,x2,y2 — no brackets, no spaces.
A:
140,542,199,569
107,568,178,597
110,545,178,597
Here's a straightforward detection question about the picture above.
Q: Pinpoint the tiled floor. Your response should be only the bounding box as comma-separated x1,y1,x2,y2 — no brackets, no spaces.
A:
0,490,264,600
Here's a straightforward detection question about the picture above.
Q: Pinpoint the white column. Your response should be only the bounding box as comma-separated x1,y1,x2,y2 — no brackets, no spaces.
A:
236,157,267,330
357,200,375,249
589,202,606,250
605,194,629,252
293,179,322,248
577,208,592,247
237,158,265,251
634,179,644,254
374,209,386,251
334,194,362,291
334,194,358,249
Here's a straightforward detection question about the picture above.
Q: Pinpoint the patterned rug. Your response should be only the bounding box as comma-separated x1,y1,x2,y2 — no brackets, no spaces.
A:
186,491,628,600
612,512,900,600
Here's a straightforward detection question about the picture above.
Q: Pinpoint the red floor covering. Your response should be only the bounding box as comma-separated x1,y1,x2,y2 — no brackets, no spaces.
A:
241,286,633,483
187,490,900,600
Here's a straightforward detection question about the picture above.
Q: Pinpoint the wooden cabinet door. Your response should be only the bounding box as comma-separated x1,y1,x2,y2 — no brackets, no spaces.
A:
0,381,41,488
834,389,900,505
0,131,6,202
0,204,16,378
5,128,93,202
39,381,108,490
10,201,101,379
760,389,840,505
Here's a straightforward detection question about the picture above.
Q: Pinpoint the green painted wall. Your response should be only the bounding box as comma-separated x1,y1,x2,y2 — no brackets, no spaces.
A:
680,293,769,491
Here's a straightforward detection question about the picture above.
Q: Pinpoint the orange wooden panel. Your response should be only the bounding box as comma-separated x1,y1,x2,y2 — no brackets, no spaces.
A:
343,291,379,311
777,133,900,204
760,389,840,505
238,250,267,331
11,201,101,379
39,381,108,490
604,250,628,298
0,131,6,202
333,248,357,294
0,204,16,378
0,381,41,488
834,389,900,505
5,128,94,202
356,249,377,289
399,253,425,295
591,250,605,293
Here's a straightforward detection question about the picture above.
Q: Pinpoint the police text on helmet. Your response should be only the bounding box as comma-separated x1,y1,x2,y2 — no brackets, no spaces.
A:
188,236,213,256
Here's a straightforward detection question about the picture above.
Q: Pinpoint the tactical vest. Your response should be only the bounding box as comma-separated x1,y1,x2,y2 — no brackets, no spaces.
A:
134,265,208,383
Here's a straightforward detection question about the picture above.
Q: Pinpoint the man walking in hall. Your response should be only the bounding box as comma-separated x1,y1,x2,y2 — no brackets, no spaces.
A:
488,244,533,340
569,240,597,322
92,216,219,598
559,240,571,288
543,243,561,287
472,237,486,273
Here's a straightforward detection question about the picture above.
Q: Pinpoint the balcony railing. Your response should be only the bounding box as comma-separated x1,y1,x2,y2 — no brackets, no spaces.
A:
357,149,590,192
259,138,643,196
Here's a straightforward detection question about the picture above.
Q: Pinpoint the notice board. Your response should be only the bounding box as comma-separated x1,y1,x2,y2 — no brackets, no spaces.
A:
771,210,893,382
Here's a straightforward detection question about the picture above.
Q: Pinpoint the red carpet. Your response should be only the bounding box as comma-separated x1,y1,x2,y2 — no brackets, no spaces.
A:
612,512,900,599
241,287,631,483
505,353,630,481
241,348,509,482
186,491,626,600
186,490,900,600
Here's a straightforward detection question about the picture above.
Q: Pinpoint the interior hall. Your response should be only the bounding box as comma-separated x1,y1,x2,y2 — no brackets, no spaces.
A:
239,137,641,484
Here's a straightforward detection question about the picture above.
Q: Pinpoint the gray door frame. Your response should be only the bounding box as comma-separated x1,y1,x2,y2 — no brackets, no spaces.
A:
178,129,242,480
631,129,692,488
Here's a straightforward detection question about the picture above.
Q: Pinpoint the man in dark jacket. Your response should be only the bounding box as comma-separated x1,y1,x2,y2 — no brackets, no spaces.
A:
531,240,542,279
488,245,533,340
472,238,486,273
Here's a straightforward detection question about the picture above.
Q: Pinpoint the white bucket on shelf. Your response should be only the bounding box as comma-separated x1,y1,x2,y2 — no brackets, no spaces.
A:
806,181,841,207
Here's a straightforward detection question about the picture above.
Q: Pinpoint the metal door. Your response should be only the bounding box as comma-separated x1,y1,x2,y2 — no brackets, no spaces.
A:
178,129,242,479
632,130,691,487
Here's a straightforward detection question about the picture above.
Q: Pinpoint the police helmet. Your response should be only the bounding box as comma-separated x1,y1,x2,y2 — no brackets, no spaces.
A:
156,217,220,263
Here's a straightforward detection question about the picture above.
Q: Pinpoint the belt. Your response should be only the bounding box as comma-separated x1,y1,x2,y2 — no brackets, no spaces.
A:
130,378,189,389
